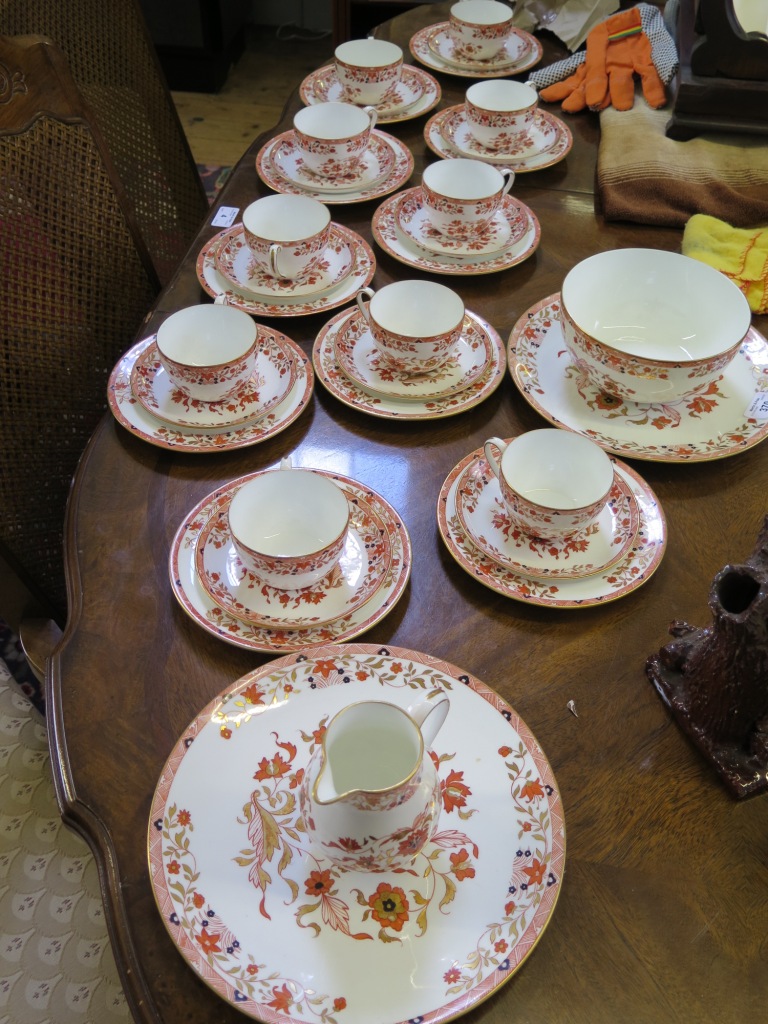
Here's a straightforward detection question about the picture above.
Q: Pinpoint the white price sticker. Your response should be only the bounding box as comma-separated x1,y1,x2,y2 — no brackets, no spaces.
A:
211,205,239,228
745,392,768,420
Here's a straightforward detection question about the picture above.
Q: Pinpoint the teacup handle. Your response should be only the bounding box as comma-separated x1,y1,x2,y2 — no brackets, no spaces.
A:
498,167,515,196
268,243,284,279
362,104,378,131
356,286,375,323
483,437,508,481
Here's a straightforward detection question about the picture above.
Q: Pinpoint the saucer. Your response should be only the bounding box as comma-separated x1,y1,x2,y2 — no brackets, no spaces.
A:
130,335,296,429
333,307,494,401
270,130,396,193
410,22,543,78
197,224,375,317
439,450,666,607
299,63,441,123
425,106,573,173
394,186,527,257
148,643,564,1023
170,472,410,651
108,334,312,452
428,25,531,69
314,306,505,419
195,480,393,628
372,189,540,276
214,224,354,298
256,129,414,205
455,455,640,580
508,295,768,463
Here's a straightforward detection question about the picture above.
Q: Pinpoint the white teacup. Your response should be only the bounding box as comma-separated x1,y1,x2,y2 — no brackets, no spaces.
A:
449,0,515,60
356,280,465,375
155,304,258,403
293,101,378,177
228,467,350,591
483,430,615,540
421,158,514,240
242,194,331,281
334,38,404,106
465,79,538,151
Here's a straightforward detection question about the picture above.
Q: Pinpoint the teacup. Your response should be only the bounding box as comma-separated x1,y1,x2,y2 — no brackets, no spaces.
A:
465,79,538,151
449,0,515,60
155,303,258,403
483,430,615,540
421,158,514,240
293,101,377,177
242,194,331,281
228,467,350,591
356,280,465,375
334,38,404,106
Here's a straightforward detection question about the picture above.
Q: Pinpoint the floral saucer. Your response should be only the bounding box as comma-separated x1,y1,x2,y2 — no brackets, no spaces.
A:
169,471,411,652
438,450,666,608
195,481,393,628
270,131,396,194
394,186,527,258
455,454,640,580
214,224,354,298
410,22,543,78
425,106,573,173
108,334,312,452
372,189,540,276
131,335,296,429
508,295,768,463
256,129,414,205
197,224,375,318
148,643,564,1024
299,63,441,124
334,307,494,401
314,307,505,419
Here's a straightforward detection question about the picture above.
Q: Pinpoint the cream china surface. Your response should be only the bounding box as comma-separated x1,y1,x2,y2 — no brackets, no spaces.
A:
299,63,441,123
197,225,375,318
256,128,414,204
426,105,573,173
439,450,667,607
314,307,505,420
508,295,768,463
455,457,640,580
271,130,395,193
169,473,411,652
373,187,540,276
195,481,393,629
131,336,296,429
334,307,493,401
395,187,526,257
410,22,543,78
108,334,312,452
215,224,354,298
148,643,565,1023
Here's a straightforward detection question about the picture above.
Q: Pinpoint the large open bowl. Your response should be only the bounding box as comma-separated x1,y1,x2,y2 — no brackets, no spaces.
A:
560,248,751,404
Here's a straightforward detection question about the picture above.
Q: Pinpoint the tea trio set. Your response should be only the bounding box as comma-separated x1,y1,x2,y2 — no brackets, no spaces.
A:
114,4,767,1022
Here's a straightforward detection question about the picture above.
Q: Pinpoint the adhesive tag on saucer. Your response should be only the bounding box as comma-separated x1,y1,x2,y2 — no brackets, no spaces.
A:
745,393,768,420
211,206,238,228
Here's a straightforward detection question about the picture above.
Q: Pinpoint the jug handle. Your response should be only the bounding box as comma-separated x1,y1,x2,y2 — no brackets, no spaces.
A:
408,696,449,750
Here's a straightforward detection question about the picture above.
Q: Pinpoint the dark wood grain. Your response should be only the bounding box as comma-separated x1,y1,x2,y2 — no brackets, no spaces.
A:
49,4,768,1022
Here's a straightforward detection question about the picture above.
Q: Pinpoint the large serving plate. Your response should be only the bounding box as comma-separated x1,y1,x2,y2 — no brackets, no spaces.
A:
148,643,565,1024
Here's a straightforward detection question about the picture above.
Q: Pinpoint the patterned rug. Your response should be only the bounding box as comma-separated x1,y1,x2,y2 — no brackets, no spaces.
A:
197,163,232,204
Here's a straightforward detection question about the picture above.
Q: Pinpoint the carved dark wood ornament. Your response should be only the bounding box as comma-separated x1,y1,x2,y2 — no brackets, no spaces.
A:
0,60,27,105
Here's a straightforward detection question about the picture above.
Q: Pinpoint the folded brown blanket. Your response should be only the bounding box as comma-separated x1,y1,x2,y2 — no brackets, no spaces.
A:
596,100,768,228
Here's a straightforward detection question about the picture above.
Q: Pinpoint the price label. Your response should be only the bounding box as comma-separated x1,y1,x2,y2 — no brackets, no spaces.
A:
745,392,768,420
211,205,238,228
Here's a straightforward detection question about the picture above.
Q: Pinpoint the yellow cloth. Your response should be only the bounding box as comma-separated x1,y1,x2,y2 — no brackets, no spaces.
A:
682,214,768,315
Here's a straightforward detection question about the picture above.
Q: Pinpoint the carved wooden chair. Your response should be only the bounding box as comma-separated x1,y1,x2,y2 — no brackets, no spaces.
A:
0,33,159,673
0,0,209,285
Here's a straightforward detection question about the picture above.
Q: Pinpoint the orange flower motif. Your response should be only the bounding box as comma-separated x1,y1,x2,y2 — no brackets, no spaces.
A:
505,900,516,915
192,892,205,909
355,671,368,680
333,997,347,1012
268,983,293,1013
312,724,327,745
441,769,471,813
390,662,403,673
254,754,292,781
397,825,430,858
313,659,339,679
220,726,232,739
284,683,294,692
495,939,508,953
242,683,266,706
449,848,475,881
246,964,259,976
523,858,546,886
444,967,461,984
498,746,512,757
522,822,532,832
177,809,191,826
195,928,221,954
167,860,180,875
289,768,305,790
520,778,545,802
337,837,362,851
594,392,623,411
368,882,410,931
304,869,334,896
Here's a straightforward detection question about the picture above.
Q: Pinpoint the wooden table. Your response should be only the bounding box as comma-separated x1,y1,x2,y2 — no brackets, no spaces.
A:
49,4,768,1022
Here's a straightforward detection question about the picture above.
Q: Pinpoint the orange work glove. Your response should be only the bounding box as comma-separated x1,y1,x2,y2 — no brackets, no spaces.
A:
584,7,666,112
539,64,589,113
